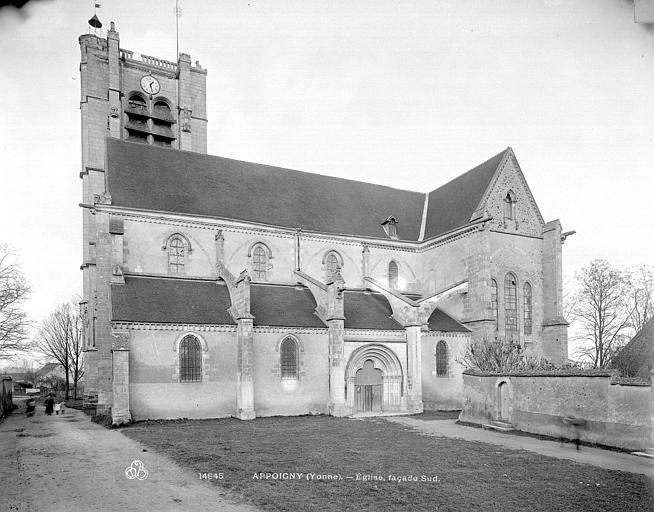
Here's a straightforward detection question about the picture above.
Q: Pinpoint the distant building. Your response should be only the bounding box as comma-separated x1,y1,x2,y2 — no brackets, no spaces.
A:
35,363,66,388
78,23,570,425
611,318,654,379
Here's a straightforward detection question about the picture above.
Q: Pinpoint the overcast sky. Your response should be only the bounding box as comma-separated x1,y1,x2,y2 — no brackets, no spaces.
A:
0,0,652,341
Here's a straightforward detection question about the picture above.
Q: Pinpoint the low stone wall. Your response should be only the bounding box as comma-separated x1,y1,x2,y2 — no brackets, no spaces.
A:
0,376,13,420
459,370,652,451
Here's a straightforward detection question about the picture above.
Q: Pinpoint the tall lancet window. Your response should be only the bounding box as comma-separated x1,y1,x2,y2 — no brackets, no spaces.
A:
524,282,533,335
388,260,399,289
504,190,517,225
179,335,202,382
491,279,499,329
280,337,299,380
252,245,268,279
504,273,518,337
435,340,448,376
168,235,186,274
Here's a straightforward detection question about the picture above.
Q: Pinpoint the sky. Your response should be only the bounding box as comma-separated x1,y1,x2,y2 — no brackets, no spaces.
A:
0,0,652,353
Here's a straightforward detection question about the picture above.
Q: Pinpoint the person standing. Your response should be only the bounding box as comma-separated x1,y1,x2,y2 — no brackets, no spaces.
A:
44,394,55,416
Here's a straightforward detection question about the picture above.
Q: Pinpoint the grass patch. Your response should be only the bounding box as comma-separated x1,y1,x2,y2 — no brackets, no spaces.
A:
122,416,653,512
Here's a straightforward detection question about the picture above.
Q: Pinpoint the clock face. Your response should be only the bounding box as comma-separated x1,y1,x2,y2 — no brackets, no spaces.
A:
140,75,160,95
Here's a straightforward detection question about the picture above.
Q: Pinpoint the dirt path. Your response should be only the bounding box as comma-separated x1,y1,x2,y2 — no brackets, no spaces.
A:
387,417,654,476
0,403,259,512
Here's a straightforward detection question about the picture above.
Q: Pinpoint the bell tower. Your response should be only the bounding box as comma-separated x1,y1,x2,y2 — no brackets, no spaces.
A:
78,21,208,409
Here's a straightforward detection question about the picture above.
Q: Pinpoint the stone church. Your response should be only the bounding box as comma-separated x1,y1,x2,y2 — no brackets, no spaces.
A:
78,24,569,425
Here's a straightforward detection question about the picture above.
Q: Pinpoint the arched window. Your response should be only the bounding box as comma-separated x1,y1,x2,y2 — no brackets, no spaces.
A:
280,337,299,379
490,279,499,329
504,190,516,224
523,282,532,335
435,340,448,376
179,335,202,382
504,273,518,337
168,235,186,274
324,251,342,281
252,245,268,279
388,260,399,289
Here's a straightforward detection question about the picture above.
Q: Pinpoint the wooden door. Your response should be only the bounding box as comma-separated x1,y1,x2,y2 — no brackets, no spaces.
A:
354,360,383,413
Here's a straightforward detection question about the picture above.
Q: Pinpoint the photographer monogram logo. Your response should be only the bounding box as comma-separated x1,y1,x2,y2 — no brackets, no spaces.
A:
125,460,149,481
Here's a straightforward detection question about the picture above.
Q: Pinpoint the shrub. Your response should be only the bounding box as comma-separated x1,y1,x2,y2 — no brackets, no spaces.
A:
458,337,556,372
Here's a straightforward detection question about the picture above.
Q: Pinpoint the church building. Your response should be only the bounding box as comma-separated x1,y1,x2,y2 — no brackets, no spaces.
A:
78,24,569,425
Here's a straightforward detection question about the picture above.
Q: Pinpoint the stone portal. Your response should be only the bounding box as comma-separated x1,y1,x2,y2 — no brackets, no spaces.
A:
345,344,404,414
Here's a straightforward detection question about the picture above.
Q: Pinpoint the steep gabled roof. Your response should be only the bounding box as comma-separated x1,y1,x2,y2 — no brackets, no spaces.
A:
422,149,508,240
111,275,236,325
106,139,425,240
343,290,404,330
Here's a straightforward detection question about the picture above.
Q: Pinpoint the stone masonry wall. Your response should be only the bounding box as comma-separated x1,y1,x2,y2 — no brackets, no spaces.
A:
460,372,652,451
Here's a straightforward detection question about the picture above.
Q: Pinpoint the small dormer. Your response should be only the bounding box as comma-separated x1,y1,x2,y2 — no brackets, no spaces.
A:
381,215,399,240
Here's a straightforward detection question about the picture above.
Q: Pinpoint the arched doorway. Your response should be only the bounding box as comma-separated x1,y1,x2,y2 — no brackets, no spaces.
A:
498,381,510,421
345,344,404,414
354,360,383,413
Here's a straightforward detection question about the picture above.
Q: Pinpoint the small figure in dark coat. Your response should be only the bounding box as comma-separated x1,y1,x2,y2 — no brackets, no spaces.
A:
44,395,55,416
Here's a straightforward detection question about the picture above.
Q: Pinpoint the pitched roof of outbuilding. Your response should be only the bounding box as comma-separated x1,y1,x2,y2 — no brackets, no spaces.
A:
36,363,63,376
105,139,512,241
111,275,236,325
343,290,404,330
427,308,471,333
423,149,508,240
610,317,654,378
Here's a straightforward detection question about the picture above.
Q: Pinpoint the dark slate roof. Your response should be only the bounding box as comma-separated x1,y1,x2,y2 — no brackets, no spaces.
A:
250,284,326,328
106,139,425,240
610,317,654,378
112,275,236,325
343,290,404,330
427,308,470,333
423,149,508,240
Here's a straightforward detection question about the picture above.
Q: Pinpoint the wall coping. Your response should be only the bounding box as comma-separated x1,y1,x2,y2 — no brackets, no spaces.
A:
610,377,652,387
463,369,618,378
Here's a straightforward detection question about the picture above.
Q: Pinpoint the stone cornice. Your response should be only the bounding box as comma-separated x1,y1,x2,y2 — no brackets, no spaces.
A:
253,326,327,334
92,206,491,253
344,329,406,340
111,322,237,332
421,331,470,338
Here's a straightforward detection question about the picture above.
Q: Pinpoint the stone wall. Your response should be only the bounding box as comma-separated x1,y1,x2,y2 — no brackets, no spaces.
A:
421,332,469,410
460,370,652,451
253,330,329,417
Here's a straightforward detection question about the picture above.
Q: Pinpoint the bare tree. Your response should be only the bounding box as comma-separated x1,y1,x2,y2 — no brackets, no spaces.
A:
625,264,653,334
571,259,631,368
68,301,85,400
35,301,84,400
0,244,31,359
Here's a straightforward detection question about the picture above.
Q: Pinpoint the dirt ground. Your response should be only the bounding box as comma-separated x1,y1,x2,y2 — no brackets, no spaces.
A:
0,401,258,512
